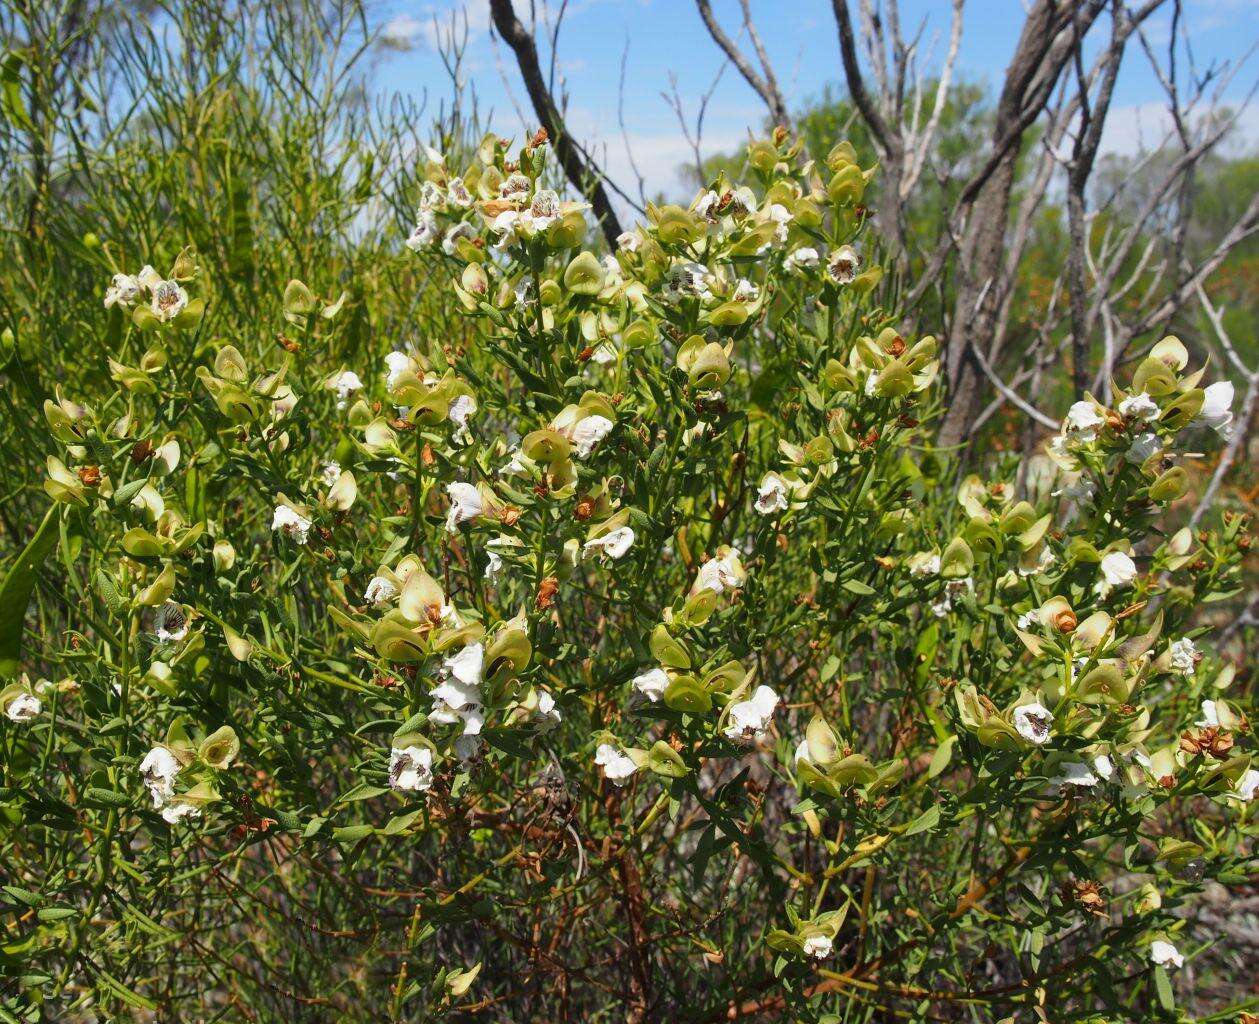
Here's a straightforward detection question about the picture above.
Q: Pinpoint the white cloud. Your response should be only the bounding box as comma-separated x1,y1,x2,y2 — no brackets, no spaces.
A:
1099,101,1259,158
379,14,424,49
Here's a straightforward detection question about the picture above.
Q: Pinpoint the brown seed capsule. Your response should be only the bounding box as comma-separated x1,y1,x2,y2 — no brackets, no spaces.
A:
130,439,154,463
277,334,300,353
529,127,548,149
420,442,435,467
577,346,594,362
1179,726,1233,759
1105,413,1124,432
535,576,559,610
1054,609,1078,633
574,498,594,521
887,336,906,357
1069,879,1108,917
77,465,101,487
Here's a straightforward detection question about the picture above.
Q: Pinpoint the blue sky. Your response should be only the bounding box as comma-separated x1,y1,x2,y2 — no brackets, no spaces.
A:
370,0,1259,203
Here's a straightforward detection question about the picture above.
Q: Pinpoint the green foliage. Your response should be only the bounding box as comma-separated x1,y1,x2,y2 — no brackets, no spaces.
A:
0,4,1253,1023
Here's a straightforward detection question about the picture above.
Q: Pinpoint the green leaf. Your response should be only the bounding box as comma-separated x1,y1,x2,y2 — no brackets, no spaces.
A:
1153,965,1174,1010
0,505,59,679
927,736,955,779
901,805,940,837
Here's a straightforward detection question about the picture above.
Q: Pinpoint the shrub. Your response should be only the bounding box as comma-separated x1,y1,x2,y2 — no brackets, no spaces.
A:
0,124,1253,1024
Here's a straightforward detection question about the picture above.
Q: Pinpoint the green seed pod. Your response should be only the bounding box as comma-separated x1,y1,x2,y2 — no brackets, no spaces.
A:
686,342,731,389
1149,466,1188,503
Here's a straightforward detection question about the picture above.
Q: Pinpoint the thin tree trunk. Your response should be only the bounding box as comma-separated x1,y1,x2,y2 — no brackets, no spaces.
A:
489,0,624,248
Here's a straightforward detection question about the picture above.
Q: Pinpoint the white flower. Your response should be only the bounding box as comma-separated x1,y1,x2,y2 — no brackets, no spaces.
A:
1199,380,1234,434
5,693,41,723
631,668,669,702
1125,432,1160,464
1196,700,1220,728
406,211,439,250
802,934,833,959
663,261,713,301
384,350,412,389
526,188,561,231
1017,546,1055,577
1063,401,1105,442
595,743,639,786
931,577,973,618
389,745,433,792
154,603,189,644
150,280,189,323
616,230,642,253
443,643,484,688
754,472,789,515
448,394,477,444
418,181,444,211
694,552,744,594
765,202,793,242
723,685,780,743
161,800,201,824
490,209,521,250
693,190,722,220
1118,392,1159,421
104,272,142,308
732,277,760,303
1235,768,1259,802
139,746,181,808
783,246,820,272
269,382,298,421
364,575,398,607
571,415,614,458
499,173,531,199
430,693,484,736
1053,762,1098,789
591,340,618,365
311,462,339,491
1097,551,1137,593
328,370,363,408
447,177,473,207
826,244,860,284
535,690,562,729
1149,940,1184,970
1013,702,1053,746
1017,610,1037,631
430,646,485,738
442,221,476,256
1167,637,1198,675
271,505,311,545
499,446,530,476
908,553,941,577
1093,754,1116,781
584,526,635,560
445,482,484,532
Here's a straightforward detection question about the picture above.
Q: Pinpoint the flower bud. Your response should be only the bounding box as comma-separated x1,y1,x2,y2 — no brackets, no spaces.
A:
828,164,865,205
563,251,606,296
1149,466,1188,503
686,342,731,389
212,539,236,572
